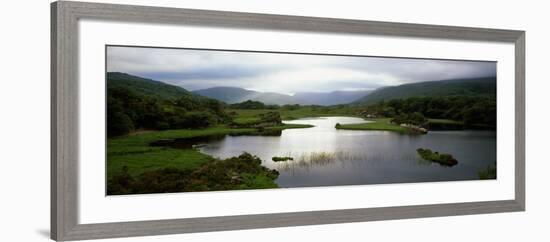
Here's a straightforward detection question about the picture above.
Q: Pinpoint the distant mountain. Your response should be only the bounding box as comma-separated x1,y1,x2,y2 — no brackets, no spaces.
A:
355,77,496,104
293,90,373,106
192,87,255,104
107,72,191,100
193,87,305,105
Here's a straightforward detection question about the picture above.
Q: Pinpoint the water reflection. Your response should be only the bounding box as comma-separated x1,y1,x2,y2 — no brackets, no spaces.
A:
157,117,497,188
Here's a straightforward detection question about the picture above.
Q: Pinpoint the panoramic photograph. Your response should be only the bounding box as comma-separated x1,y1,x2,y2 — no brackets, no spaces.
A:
106,45,497,195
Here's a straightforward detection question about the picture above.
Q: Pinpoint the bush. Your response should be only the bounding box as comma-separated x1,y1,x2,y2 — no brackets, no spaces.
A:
107,153,280,195
391,112,427,126
107,95,135,137
416,148,458,166
229,100,266,109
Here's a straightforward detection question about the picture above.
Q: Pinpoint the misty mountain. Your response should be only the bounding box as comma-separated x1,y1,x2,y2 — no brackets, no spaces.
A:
293,90,373,106
355,76,496,104
193,87,306,105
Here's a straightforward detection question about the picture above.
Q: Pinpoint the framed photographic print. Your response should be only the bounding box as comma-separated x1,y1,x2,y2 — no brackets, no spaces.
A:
51,1,525,241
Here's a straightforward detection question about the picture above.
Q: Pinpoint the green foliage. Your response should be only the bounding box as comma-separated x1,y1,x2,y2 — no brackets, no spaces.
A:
107,73,230,137
107,72,190,100
107,126,255,177
360,96,496,129
478,162,497,179
230,110,283,128
391,112,427,126
107,95,135,136
416,148,458,166
107,166,135,195
259,112,281,124
171,112,218,129
107,153,279,195
282,104,301,110
335,118,409,133
106,125,311,189
229,100,278,109
227,105,359,122
462,101,497,127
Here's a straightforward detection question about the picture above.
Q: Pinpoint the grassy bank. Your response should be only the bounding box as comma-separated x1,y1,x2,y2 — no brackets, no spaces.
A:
108,126,254,177
228,106,359,122
335,118,465,133
108,152,280,195
108,124,310,178
335,118,409,133
265,123,314,130
107,122,313,194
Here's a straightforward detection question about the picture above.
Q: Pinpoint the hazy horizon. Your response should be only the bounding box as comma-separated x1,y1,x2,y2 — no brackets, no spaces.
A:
107,46,496,95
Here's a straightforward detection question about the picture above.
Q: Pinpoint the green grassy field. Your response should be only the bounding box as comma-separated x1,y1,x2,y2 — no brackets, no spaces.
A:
107,123,312,179
108,126,254,177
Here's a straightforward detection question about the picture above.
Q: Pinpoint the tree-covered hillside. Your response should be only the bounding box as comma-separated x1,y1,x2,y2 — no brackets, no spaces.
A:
107,72,191,100
359,96,496,128
107,73,228,137
355,77,496,104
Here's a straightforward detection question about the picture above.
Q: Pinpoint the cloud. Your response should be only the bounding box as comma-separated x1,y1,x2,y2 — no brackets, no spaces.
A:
107,46,496,93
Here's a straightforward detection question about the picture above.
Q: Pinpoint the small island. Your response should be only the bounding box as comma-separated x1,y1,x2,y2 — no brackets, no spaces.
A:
335,118,410,133
272,156,294,162
416,148,458,166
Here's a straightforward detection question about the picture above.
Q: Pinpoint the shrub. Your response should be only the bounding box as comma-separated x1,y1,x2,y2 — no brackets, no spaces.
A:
416,148,458,166
106,153,280,195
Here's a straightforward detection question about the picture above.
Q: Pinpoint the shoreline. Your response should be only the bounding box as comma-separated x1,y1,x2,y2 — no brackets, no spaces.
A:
107,123,314,194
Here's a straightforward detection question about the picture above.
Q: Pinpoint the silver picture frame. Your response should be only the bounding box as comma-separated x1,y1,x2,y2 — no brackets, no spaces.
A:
51,1,525,240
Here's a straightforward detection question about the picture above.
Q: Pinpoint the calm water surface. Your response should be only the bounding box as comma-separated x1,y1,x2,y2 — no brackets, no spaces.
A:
198,117,496,188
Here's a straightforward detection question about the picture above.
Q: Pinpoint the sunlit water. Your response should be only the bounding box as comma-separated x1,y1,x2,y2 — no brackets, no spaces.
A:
197,117,496,188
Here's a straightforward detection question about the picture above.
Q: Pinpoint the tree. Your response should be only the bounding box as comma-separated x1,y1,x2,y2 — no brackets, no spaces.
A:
229,100,266,109
107,96,134,137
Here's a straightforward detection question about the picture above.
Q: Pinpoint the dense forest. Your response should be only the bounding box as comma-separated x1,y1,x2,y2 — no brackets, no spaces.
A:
358,96,496,128
107,87,229,136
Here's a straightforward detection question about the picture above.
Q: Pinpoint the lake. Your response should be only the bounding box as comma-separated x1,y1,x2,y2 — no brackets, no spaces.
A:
198,117,496,188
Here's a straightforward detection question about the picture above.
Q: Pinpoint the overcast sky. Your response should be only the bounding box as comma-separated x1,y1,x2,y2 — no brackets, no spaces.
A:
107,46,496,94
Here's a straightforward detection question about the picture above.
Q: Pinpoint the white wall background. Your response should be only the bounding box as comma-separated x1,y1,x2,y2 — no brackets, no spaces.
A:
0,0,547,241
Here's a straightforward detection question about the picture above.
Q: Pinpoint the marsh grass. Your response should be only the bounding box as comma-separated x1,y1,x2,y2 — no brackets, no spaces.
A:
478,162,497,179
276,150,365,172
